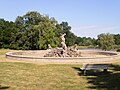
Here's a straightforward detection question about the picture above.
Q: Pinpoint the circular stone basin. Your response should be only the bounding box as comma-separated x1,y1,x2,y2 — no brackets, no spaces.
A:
6,50,120,63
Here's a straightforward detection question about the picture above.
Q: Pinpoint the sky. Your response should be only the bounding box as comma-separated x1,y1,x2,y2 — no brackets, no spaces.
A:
0,0,120,38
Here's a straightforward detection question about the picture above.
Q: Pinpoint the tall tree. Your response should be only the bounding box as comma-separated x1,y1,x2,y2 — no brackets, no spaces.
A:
11,11,61,50
97,33,115,50
0,19,17,48
34,21,60,49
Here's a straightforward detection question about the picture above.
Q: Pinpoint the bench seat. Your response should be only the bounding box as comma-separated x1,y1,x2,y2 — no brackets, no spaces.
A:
81,64,111,75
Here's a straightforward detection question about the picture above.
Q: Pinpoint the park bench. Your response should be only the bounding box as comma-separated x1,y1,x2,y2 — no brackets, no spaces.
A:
80,64,111,75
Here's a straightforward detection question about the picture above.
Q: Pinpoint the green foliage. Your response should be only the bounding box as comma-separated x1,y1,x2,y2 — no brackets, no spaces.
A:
75,36,97,46
97,33,115,50
9,11,61,50
117,49,120,52
0,19,17,49
1,11,120,50
114,34,120,45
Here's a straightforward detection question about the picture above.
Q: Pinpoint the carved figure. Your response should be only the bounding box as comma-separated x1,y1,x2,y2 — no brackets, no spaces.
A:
60,33,67,50
48,44,52,49
60,33,66,43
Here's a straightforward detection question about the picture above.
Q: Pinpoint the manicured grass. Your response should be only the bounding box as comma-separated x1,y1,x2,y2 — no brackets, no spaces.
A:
0,62,91,90
0,49,120,90
0,49,14,55
0,49,15,61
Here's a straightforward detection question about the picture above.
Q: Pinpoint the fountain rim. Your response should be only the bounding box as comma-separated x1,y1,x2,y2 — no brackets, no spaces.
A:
6,50,120,60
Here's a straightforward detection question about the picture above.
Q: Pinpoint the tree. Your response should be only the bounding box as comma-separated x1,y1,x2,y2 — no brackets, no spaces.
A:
34,21,60,49
114,34,120,45
1,11,100,50
75,36,97,46
75,37,82,45
0,19,17,49
97,33,115,50
11,11,61,50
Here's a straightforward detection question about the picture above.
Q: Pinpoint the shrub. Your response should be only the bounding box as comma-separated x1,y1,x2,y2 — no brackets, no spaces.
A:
117,49,120,52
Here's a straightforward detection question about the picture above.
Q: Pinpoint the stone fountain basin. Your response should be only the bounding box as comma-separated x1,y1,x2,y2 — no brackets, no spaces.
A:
6,50,119,63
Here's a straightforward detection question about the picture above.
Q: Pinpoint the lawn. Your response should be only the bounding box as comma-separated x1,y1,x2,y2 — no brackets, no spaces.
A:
0,49,120,90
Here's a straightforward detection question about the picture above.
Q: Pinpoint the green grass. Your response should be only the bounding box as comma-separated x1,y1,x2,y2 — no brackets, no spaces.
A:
0,49,120,90
0,49,11,55
0,62,91,90
0,49,15,61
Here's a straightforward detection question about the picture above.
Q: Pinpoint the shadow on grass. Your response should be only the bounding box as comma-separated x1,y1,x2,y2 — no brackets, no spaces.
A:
0,85,10,89
73,64,120,90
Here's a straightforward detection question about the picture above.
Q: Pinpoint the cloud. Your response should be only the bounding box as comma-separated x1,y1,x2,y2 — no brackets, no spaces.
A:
74,25,97,30
97,26,119,32
71,25,120,38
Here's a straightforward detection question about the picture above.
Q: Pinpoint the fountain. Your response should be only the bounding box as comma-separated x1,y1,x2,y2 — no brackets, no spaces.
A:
44,33,80,57
6,33,120,63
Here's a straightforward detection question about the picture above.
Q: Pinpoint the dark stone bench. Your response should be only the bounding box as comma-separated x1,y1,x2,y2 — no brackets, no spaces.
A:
81,64,111,75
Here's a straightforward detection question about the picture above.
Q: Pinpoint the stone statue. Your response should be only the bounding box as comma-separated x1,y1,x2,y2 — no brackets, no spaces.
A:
48,44,52,49
47,44,52,51
60,33,66,43
60,33,67,50
74,44,78,51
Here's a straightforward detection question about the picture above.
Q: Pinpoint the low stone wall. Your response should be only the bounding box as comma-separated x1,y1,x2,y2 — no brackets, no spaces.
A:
6,50,120,63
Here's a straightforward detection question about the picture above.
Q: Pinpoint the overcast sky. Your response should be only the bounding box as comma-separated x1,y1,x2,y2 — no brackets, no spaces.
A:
0,0,120,38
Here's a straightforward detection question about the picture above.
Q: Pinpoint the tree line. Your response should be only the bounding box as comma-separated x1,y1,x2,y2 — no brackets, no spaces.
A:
0,11,120,50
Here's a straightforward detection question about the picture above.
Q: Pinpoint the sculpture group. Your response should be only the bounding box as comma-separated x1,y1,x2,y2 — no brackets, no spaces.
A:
44,33,81,57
